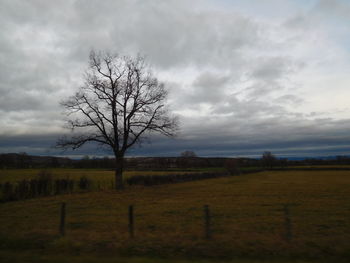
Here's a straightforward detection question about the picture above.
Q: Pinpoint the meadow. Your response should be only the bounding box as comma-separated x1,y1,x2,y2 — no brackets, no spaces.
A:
0,168,223,183
0,169,349,262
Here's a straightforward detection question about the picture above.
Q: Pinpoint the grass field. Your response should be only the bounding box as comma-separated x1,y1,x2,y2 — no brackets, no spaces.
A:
0,168,225,184
0,170,350,262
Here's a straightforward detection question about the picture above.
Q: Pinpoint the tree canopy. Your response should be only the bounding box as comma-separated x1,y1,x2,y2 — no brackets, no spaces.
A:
57,51,178,189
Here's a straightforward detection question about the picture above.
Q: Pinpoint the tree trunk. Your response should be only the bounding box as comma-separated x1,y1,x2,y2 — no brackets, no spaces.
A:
115,156,124,190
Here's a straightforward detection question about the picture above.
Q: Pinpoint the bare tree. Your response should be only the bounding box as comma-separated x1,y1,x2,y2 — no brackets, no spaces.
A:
261,151,276,169
57,51,178,189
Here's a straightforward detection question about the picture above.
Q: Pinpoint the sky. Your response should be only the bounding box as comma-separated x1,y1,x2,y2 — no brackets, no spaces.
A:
0,0,350,158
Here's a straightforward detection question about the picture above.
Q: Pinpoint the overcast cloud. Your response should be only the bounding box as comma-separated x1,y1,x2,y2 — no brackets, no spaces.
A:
0,0,350,158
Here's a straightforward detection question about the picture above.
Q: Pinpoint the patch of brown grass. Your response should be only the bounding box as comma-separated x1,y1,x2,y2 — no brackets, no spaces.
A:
0,171,350,261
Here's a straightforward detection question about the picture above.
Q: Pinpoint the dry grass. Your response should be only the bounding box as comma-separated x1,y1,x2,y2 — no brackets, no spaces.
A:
0,168,214,184
0,170,350,262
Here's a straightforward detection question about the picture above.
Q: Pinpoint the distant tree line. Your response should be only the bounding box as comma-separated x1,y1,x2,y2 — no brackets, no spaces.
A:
0,153,73,169
1,152,350,170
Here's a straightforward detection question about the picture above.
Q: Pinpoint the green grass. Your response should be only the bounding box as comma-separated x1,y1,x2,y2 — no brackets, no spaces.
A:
1,170,350,262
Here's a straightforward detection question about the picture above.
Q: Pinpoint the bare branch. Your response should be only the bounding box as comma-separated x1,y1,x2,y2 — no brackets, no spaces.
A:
57,50,179,188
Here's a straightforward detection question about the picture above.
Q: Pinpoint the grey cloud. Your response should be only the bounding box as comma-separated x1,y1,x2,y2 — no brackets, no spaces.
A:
3,117,350,158
193,72,230,91
171,54,303,115
242,56,299,100
0,133,112,156
132,113,350,156
127,117,350,157
180,115,350,144
243,82,281,99
283,14,311,30
0,0,348,158
283,0,350,35
104,1,259,69
250,56,293,81
184,72,231,104
210,95,288,120
276,94,304,105
314,0,350,19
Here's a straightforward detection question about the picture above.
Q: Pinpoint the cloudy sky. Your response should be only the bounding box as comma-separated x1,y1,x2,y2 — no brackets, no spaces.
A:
1,0,350,158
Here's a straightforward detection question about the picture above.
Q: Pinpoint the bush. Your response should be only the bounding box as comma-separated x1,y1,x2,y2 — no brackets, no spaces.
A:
0,171,75,203
224,159,240,175
36,170,53,196
78,176,91,190
54,179,74,194
1,182,14,202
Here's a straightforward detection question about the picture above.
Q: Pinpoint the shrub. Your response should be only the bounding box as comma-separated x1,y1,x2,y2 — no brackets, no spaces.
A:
78,176,91,190
2,182,14,202
54,178,74,195
0,170,77,202
224,159,240,175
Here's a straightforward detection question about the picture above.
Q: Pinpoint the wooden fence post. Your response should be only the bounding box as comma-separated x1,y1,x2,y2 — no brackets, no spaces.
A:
283,204,292,242
204,205,211,239
59,202,66,236
128,205,134,238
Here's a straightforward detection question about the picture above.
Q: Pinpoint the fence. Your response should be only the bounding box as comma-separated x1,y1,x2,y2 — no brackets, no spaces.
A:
57,203,294,243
